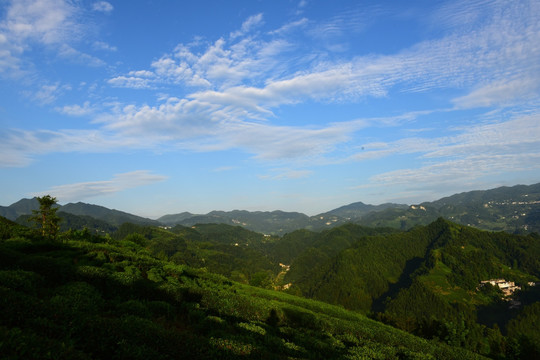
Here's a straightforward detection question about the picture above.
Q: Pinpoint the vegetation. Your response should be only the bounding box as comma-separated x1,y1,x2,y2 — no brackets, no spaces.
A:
0,186,539,359
0,215,484,359
29,195,61,240
286,218,540,358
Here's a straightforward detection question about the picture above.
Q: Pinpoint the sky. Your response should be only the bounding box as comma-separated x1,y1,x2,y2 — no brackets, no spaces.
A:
1,0,539,218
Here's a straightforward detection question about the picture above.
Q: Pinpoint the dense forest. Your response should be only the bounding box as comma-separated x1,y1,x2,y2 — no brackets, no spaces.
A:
1,194,539,359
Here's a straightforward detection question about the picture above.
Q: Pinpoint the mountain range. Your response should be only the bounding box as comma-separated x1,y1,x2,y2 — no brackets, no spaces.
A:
1,182,539,235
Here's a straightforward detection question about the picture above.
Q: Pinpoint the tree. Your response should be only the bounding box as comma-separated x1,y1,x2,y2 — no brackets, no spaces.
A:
30,195,61,240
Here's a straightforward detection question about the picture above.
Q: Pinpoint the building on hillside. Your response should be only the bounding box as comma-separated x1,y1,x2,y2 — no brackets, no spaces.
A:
480,279,521,297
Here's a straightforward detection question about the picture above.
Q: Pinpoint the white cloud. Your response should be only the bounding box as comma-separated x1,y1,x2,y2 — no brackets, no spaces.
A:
56,101,94,116
453,77,540,109
108,75,154,89
223,121,351,161
370,153,540,194
0,0,107,75
213,166,236,173
230,13,264,39
92,1,113,13
29,82,71,104
362,113,540,196
2,0,79,45
98,0,540,163
93,40,117,52
0,128,147,167
31,170,167,202
269,18,308,35
58,44,105,66
354,112,540,162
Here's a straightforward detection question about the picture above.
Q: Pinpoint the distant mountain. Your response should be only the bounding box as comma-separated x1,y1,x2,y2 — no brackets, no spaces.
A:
1,199,159,227
3,182,539,234
60,202,160,227
358,183,540,233
322,201,408,219
0,198,40,220
56,211,118,233
142,182,540,234
166,210,312,235
157,211,196,225
158,204,408,235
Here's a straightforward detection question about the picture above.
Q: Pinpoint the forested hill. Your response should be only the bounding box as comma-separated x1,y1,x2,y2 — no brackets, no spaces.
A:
158,182,540,234
357,183,540,233
284,218,540,357
0,199,160,228
0,216,485,359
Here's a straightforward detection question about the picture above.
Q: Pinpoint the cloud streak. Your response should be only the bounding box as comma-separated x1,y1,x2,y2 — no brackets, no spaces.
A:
0,0,106,75
362,113,540,197
31,170,168,203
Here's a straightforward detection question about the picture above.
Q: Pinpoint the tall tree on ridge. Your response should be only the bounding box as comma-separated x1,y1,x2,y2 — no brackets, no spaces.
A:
30,195,61,240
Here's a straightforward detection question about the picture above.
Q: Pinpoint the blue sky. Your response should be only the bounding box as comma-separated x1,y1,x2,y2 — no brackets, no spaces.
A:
1,0,539,218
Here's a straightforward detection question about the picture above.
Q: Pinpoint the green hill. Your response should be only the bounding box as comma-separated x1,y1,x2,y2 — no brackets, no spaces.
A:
60,202,160,227
162,210,313,235
285,218,540,358
0,198,40,220
358,183,540,233
0,217,483,359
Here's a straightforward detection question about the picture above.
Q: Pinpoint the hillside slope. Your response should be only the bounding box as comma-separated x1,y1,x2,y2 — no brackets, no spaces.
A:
358,183,540,233
285,218,540,357
0,218,483,359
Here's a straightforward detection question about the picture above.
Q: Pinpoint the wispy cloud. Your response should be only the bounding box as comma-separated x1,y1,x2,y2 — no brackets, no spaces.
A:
29,82,69,104
93,40,117,52
453,77,540,109
0,128,146,167
230,13,264,39
0,0,106,75
108,71,155,89
31,170,167,202
56,101,94,116
363,113,540,195
2,0,80,45
92,1,113,14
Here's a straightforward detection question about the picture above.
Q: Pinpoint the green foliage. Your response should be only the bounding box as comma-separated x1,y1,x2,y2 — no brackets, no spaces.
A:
29,195,61,240
249,271,273,289
507,302,540,358
0,227,486,359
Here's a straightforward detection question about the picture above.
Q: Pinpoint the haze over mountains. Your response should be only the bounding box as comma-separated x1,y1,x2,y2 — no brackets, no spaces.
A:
1,182,539,235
